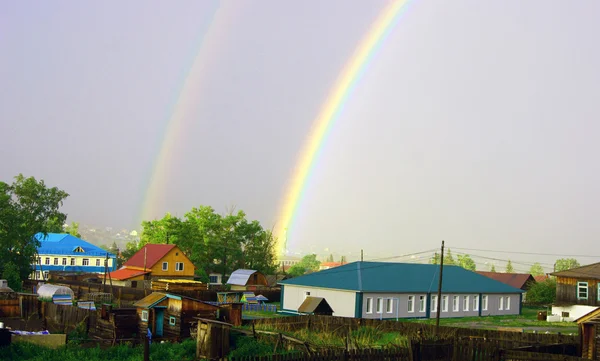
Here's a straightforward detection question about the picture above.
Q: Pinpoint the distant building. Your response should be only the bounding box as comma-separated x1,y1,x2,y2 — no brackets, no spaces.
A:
549,262,600,321
319,262,344,271
31,233,116,280
226,269,268,291
476,271,536,301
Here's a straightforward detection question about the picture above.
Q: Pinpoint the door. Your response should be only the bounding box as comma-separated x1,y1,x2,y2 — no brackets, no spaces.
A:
155,309,164,337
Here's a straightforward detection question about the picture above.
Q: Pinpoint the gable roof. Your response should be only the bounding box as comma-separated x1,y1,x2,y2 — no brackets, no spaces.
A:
133,292,219,310
534,275,549,283
476,271,536,290
550,262,600,280
106,268,150,281
280,261,524,294
227,269,258,286
35,233,115,258
298,296,334,314
123,244,177,269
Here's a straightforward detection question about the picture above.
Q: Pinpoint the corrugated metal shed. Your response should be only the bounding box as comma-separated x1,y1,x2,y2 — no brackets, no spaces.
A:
280,262,525,294
227,269,257,286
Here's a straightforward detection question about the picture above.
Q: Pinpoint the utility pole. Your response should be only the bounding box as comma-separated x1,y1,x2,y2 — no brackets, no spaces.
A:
361,249,364,262
435,240,445,335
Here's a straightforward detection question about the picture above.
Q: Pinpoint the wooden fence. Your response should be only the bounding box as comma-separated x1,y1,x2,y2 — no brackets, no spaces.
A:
42,302,97,334
231,347,412,361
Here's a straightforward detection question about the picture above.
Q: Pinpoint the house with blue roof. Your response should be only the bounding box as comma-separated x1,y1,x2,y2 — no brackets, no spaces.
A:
279,261,524,319
31,233,117,280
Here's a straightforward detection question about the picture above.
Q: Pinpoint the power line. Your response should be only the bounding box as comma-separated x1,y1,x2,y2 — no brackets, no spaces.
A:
452,247,600,259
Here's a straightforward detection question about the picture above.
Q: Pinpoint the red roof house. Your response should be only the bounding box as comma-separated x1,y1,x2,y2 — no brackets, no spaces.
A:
476,271,536,291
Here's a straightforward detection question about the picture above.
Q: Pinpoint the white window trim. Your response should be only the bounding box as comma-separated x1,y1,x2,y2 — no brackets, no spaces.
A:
141,310,149,322
407,295,415,313
578,282,589,300
473,295,479,311
442,295,448,312
162,262,168,271
419,296,426,313
96,259,101,266
499,296,504,310
482,295,488,311
452,296,459,312
376,298,383,314
169,316,176,326
54,258,58,265
431,295,438,312
70,258,75,266
386,298,393,313
506,296,511,311
45,258,50,265
176,262,184,272
463,296,469,311
82,258,89,266
366,298,373,313
62,258,67,266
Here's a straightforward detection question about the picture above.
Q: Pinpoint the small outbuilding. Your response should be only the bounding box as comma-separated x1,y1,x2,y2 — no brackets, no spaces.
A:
36,284,74,305
134,292,221,340
0,285,19,317
298,297,334,316
577,307,600,359
226,269,268,291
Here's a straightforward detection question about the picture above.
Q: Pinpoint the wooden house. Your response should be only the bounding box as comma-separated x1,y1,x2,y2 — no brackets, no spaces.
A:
133,292,220,340
90,305,138,341
550,262,600,321
226,269,268,291
107,244,195,284
577,308,600,359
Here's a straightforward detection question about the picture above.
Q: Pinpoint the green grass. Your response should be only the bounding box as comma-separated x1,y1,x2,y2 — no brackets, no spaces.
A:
0,338,197,361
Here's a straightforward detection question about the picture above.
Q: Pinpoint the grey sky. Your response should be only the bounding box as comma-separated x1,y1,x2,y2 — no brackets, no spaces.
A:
1,1,599,271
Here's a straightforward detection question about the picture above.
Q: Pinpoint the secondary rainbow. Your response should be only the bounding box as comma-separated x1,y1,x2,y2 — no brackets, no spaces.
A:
274,0,411,255
139,3,239,224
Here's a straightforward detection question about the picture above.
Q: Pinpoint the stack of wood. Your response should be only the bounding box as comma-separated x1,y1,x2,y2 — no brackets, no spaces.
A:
152,279,208,292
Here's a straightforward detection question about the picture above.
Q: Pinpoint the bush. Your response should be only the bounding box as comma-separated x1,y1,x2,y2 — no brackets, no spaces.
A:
526,278,556,305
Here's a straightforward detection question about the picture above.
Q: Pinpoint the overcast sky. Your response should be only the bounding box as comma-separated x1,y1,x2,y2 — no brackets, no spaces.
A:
1,1,599,270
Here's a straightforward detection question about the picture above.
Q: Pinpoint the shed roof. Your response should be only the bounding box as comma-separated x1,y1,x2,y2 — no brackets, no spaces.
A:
550,262,600,280
107,268,150,281
227,269,258,286
280,261,524,294
35,233,115,258
298,297,334,314
133,292,219,310
476,272,536,290
576,307,600,324
123,244,177,269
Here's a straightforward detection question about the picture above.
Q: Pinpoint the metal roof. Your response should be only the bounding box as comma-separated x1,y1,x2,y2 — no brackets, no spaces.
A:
298,297,333,314
133,292,169,308
226,269,258,286
36,233,116,258
123,244,177,269
550,262,600,280
280,262,524,294
476,272,536,290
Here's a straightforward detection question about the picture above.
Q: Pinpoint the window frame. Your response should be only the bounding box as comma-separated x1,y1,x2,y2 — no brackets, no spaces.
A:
506,296,511,310
169,316,176,326
82,258,90,266
53,258,59,265
473,295,479,311
463,296,469,311
70,258,75,266
386,298,393,313
162,262,168,271
578,282,589,300
452,296,459,312
499,296,504,310
431,295,438,312
45,257,50,265
482,295,488,311
62,258,67,266
176,262,184,272
407,295,415,313
96,259,101,267
366,298,373,313
141,310,149,322
419,295,426,312
442,295,448,312
376,298,383,314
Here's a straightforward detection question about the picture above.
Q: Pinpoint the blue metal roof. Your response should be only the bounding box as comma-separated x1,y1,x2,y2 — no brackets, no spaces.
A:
35,233,116,258
280,261,524,294
226,269,257,286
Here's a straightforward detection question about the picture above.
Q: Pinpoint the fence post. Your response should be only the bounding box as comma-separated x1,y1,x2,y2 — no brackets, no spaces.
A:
143,334,150,361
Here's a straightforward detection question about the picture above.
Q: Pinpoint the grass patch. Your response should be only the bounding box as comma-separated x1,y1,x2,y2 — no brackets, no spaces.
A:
0,338,197,361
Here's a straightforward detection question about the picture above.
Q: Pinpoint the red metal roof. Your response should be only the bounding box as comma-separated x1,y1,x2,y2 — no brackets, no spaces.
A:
123,244,177,269
534,275,549,283
107,268,150,281
476,271,536,290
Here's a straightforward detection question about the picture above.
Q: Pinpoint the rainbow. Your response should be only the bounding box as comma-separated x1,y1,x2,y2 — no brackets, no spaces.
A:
139,2,240,224
274,0,411,255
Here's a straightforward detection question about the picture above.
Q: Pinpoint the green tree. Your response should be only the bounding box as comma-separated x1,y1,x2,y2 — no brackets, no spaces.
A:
430,253,441,265
525,278,556,305
64,222,81,238
2,262,22,291
555,258,580,272
288,254,321,277
456,254,476,271
0,174,68,280
529,263,545,276
444,249,455,265
505,260,514,273
340,255,347,264
490,264,496,272
326,254,334,262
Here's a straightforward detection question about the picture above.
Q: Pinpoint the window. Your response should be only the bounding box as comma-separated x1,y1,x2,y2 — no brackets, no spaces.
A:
304,291,310,300
578,282,588,300
82,258,89,266
169,316,176,326
62,258,67,266
463,296,469,311
176,262,184,271
376,298,383,313
45,257,50,265
366,298,373,313
482,295,488,311
431,295,438,312
386,299,393,313
141,310,149,322
54,258,58,265
96,259,101,266
73,246,84,253
562,311,570,318
407,296,415,313
442,296,448,312
505,297,510,311
209,275,218,283
419,296,426,312
162,262,168,271
38,257,41,264
452,296,459,312
499,296,504,310
70,258,75,266
473,296,479,311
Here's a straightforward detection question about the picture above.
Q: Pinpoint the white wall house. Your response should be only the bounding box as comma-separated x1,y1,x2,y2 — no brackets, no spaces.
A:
280,262,524,319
